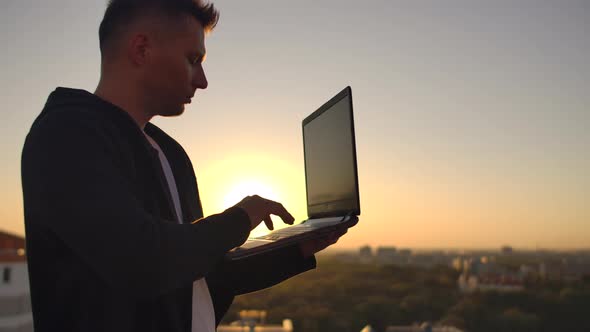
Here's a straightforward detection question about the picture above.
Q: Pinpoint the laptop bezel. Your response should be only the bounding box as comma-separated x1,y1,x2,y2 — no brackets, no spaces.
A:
302,86,361,219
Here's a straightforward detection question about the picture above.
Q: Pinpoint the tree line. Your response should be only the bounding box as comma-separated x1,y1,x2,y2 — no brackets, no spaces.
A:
222,256,590,332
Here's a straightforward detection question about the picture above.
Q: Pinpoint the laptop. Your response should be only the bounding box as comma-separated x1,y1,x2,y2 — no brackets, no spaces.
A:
226,86,361,260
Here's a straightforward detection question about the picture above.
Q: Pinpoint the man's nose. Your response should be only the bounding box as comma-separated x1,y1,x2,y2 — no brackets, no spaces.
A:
192,65,208,90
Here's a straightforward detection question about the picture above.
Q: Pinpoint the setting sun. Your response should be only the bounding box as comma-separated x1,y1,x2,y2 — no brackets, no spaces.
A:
196,152,308,238
222,180,281,208
222,180,283,237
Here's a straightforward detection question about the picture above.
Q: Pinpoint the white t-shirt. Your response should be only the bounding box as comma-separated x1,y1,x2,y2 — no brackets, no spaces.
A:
143,131,216,332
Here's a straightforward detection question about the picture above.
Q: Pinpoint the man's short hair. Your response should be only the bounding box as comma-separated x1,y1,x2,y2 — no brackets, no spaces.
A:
99,0,219,56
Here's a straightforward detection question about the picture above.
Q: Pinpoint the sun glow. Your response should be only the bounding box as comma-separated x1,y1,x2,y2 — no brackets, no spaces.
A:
196,152,308,238
223,180,284,238
222,180,281,208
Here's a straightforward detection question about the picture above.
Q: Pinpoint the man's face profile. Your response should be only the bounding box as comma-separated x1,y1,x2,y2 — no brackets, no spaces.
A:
139,14,208,118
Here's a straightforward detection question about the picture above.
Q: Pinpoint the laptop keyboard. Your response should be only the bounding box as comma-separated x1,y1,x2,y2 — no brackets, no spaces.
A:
254,224,314,241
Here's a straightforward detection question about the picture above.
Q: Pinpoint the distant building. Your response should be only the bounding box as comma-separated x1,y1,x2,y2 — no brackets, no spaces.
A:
376,247,407,265
458,274,524,293
501,246,513,255
359,246,373,263
407,253,452,268
376,247,396,261
463,258,479,274
218,310,293,332
451,258,463,271
398,249,412,257
0,231,33,332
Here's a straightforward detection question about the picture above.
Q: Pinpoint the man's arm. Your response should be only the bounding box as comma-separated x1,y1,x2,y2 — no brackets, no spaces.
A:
205,227,349,325
206,245,315,326
21,110,251,300
216,245,316,295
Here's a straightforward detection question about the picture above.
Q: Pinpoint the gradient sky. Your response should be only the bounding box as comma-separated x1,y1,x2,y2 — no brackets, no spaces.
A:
1,0,588,249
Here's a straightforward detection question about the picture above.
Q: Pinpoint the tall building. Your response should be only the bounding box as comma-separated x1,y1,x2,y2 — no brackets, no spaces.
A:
359,245,373,263
501,246,514,255
375,247,397,264
0,231,33,332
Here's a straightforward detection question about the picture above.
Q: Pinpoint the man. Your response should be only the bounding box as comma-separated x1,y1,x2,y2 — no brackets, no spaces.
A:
20,0,346,331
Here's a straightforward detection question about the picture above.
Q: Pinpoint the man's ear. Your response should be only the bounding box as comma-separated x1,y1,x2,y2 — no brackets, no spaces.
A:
127,33,151,66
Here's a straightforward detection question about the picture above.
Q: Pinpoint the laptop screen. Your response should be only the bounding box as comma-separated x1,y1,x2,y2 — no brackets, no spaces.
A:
302,87,360,218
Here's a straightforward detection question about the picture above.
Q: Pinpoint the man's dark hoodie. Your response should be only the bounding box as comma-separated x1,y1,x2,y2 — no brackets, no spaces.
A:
21,87,315,332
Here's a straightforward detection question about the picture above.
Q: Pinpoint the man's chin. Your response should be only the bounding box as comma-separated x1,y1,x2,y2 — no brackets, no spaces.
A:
159,105,185,117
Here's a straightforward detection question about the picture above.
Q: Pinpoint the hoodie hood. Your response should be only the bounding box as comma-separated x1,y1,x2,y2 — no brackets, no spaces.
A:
42,87,99,113
36,87,144,133
34,87,172,156
41,87,127,120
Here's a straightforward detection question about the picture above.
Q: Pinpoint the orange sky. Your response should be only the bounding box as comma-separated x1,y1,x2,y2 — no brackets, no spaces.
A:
1,1,589,249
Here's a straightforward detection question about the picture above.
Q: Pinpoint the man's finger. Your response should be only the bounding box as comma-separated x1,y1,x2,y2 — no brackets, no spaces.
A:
266,199,294,225
263,215,274,231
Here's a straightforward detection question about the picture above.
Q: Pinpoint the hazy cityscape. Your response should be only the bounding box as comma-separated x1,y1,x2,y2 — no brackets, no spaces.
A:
2,229,590,331
221,245,590,331
333,245,590,284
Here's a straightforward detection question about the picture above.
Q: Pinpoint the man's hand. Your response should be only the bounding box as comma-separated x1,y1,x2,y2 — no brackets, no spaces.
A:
299,228,348,258
234,195,294,231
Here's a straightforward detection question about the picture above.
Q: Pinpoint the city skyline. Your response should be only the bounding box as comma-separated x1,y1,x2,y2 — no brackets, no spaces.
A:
1,0,589,249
